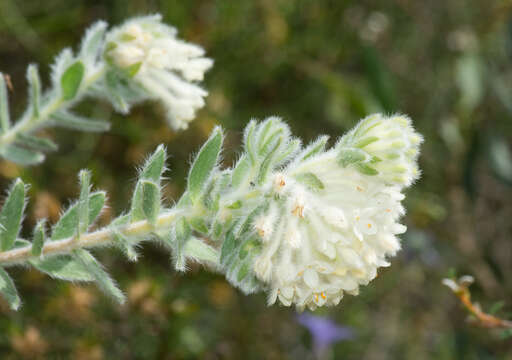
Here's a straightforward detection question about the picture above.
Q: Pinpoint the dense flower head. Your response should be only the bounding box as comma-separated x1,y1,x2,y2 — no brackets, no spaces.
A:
216,115,422,311
104,15,213,130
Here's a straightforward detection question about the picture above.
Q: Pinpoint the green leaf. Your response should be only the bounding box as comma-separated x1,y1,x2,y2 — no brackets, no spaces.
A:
80,21,107,61
27,64,41,119
295,135,329,163
237,261,250,282
187,127,223,203
51,191,105,241
173,217,191,271
257,136,282,185
60,61,84,100
130,146,166,222
2,145,44,165
294,172,325,191
142,180,160,225
15,134,58,152
184,238,219,264
73,249,125,304
220,230,237,265
31,255,94,281
110,215,138,262
354,136,379,148
355,163,379,176
104,69,130,114
243,120,257,163
231,155,251,189
31,220,46,257
140,145,166,183
51,111,111,132
0,73,10,133
124,62,142,77
77,170,91,236
0,268,20,310
338,147,368,167
0,179,26,251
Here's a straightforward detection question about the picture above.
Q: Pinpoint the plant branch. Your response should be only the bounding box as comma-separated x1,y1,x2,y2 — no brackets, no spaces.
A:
0,64,106,149
0,207,181,266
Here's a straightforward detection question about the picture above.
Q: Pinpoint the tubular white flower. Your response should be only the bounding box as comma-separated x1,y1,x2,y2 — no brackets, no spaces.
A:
105,15,213,130
246,114,422,311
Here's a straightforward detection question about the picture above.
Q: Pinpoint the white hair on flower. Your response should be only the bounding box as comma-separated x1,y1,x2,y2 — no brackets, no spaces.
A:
105,14,213,130
248,114,422,311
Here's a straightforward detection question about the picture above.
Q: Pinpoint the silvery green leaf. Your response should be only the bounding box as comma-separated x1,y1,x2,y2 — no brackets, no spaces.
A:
173,217,191,271
237,260,251,282
0,73,10,133
220,229,237,265
31,255,94,281
130,145,166,222
0,268,20,310
79,21,107,64
184,238,219,264
355,162,379,176
257,136,282,185
51,111,111,132
1,145,44,165
110,215,138,262
337,147,370,167
243,120,257,163
60,61,84,100
231,155,251,189
73,249,125,304
31,219,46,257
27,64,41,119
294,135,329,164
142,180,160,225
294,172,325,191
275,138,301,165
189,217,208,235
0,179,26,251
15,134,58,152
140,144,166,183
51,191,105,241
187,126,223,203
104,70,131,114
77,170,91,235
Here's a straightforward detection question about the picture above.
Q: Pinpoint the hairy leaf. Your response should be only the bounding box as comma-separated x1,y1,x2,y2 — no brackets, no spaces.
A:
31,220,46,257
15,134,58,152
51,191,105,241
51,111,111,132
0,73,10,132
27,64,41,119
31,255,94,281
1,145,44,165
0,179,26,251
60,61,85,100
187,127,223,203
73,249,125,304
0,268,20,310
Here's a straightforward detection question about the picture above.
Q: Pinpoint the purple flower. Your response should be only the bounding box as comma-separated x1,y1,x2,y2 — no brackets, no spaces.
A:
297,313,354,353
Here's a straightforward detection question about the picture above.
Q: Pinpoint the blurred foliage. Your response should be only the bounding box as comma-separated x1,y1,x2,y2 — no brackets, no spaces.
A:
1,0,512,359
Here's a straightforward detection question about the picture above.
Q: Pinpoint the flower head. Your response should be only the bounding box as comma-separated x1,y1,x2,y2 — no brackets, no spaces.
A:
105,15,213,130
219,115,422,311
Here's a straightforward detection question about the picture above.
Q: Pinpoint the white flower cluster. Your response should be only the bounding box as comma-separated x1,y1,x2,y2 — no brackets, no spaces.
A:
251,114,422,310
105,15,213,130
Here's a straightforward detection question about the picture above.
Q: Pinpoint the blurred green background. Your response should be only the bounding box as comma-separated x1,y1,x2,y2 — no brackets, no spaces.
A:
1,0,512,359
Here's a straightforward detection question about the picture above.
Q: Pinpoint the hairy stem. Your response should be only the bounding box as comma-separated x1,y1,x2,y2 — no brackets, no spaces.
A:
0,208,182,266
0,64,106,149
